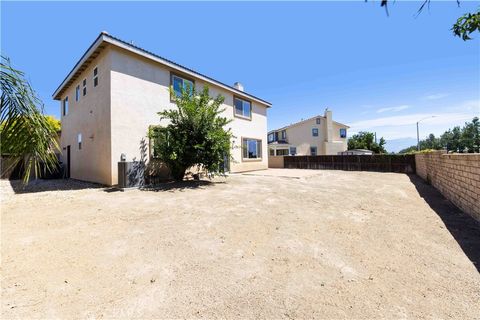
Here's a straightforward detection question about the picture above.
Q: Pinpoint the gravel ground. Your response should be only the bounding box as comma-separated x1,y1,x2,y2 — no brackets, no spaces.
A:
1,171,479,319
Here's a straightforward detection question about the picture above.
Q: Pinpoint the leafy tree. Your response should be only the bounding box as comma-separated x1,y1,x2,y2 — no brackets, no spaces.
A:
45,115,61,132
398,117,480,153
374,0,480,41
441,126,463,152
149,86,233,181
421,133,441,150
347,131,387,154
452,10,480,40
398,145,418,154
0,56,59,183
460,116,480,152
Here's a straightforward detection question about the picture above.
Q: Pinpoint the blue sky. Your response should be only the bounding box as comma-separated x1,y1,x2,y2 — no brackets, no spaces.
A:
2,1,479,151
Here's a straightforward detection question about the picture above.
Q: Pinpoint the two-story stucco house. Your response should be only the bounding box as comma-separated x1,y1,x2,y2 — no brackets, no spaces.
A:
268,110,349,156
53,32,271,186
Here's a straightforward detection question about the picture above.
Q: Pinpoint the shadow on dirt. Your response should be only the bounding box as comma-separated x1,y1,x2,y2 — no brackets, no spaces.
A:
408,174,480,273
141,179,225,192
7,178,103,194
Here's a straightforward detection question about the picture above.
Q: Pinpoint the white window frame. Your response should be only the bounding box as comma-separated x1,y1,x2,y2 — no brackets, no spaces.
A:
312,128,319,137
276,149,289,156
63,96,69,116
289,146,297,155
268,133,274,143
242,138,262,160
234,97,252,120
93,67,98,87
171,74,194,97
78,133,82,150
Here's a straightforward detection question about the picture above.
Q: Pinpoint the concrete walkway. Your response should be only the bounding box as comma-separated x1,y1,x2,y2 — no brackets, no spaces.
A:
239,168,323,178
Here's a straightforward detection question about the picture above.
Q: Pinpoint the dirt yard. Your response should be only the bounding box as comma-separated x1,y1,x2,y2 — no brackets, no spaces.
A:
2,170,479,319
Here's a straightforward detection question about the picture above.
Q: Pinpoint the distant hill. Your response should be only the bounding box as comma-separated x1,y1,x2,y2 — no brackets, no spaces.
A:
385,138,417,153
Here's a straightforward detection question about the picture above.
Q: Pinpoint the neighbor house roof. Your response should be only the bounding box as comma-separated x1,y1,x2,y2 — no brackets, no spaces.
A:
52,32,271,107
268,114,350,134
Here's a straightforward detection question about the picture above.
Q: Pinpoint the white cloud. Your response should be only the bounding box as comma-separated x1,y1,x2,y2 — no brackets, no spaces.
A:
350,112,472,128
376,105,410,113
350,112,474,129
441,99,479,112
425,93,449,100
344,100,479,141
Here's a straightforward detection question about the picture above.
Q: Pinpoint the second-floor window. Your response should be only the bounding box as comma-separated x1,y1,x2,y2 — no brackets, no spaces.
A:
78,133,82,150
281,130,286,140
268,133,275,143
171,74,193,97
82,79,87,96
93,67,98,87
316,118,321,124
62,97,69,116
312,128,319,137
76,85,80,101
340,128,347,138
234,97,251,119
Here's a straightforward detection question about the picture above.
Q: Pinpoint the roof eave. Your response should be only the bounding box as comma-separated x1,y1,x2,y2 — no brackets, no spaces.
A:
52,33,107,100
52,32,272,107
102,35,271,107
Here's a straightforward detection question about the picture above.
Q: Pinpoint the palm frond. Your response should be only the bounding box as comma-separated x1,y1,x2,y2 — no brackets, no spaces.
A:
0,56,59,184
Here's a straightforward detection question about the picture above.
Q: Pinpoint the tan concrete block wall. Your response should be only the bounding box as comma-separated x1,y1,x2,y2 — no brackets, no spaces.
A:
268,156,284,168
415,151,480,221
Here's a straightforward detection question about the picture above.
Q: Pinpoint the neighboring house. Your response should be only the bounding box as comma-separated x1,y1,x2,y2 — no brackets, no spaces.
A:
338,149,373,155
268,110,349,156
53,32,271,186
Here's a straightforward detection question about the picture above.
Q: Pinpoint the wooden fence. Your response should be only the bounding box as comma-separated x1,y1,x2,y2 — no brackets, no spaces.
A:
283,155,416,173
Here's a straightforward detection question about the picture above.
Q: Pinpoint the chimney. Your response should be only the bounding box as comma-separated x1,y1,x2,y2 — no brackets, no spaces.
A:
324,108,333,142
233,82,244,91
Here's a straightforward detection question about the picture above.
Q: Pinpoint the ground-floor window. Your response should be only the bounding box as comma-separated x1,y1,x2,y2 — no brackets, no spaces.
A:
310,146,317,156
269,149,275,156
276,149,289,156
77,133,82,150
242,138,262,159
289,147,297,155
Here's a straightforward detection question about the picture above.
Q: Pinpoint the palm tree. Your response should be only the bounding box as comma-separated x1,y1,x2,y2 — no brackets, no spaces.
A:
1,56,59,183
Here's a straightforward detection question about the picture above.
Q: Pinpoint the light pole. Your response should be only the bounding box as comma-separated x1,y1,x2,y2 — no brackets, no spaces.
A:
416,116,436,151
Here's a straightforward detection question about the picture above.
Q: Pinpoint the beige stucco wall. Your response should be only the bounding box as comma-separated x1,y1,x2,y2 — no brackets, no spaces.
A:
109,47,268,185
325,122,348,154
276,117,347,156
59,49,112,185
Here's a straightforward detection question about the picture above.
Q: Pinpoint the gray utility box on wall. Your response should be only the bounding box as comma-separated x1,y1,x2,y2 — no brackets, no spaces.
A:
118,161,145,189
